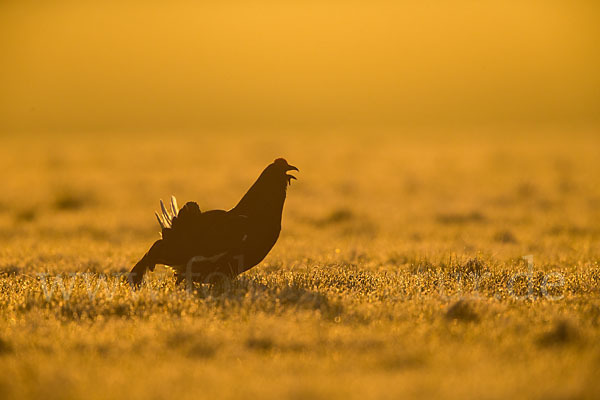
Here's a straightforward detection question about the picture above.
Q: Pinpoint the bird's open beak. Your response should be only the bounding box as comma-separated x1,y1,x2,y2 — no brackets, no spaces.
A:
286,165,298,184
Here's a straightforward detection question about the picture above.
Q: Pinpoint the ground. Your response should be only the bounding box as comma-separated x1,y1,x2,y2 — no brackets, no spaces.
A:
0,128,599,399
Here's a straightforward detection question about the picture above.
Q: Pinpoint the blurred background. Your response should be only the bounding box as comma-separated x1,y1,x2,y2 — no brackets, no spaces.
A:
1,0,599,270
1,0,599,133
1,5,599,399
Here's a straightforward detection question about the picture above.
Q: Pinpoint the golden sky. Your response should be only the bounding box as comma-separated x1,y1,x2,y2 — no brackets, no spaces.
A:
1,1,599,132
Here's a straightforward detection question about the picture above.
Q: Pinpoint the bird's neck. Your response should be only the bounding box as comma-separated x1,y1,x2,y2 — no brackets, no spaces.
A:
231,177,287,221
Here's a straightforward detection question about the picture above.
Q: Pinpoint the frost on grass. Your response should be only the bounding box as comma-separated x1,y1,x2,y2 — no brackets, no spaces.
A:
1,131,599,400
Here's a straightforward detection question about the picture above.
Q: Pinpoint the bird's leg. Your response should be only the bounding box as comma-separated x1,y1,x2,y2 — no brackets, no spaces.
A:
128,240,164,288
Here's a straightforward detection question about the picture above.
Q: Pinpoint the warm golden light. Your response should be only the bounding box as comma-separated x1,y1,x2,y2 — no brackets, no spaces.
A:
1,3,599,400
1,1,599,132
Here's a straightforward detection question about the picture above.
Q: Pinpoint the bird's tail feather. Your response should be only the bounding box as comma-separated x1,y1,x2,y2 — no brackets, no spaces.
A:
160,199,172,227
156,196,180,229
155,212,168,229
171,195,179,216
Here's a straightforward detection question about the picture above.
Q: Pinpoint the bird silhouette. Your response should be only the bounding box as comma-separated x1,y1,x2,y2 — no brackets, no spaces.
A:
128,158,298,287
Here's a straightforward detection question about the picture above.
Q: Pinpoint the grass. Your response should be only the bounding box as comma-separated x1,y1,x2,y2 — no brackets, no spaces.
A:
0,128,599,399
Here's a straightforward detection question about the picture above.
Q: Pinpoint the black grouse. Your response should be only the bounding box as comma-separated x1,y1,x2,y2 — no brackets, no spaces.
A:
128,158,298,287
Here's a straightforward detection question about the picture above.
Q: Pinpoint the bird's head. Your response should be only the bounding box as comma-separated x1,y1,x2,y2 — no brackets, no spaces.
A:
232,157,298,216
271,158,299,186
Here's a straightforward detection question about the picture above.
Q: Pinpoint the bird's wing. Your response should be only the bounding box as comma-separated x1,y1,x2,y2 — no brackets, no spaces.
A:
190,210,249,255
156,200,198,236
170,201,201,229
176,212,250,281
159,199,248,259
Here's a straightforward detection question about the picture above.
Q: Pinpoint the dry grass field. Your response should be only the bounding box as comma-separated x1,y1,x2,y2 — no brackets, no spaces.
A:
0,129,599,399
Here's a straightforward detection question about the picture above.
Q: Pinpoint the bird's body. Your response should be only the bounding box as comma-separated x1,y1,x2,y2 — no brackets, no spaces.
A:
129,158,298,286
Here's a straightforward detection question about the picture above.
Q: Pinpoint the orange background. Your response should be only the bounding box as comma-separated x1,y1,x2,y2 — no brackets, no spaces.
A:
1,1,599,133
